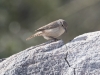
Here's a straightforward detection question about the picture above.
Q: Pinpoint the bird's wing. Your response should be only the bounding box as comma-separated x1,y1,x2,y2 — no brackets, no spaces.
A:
35,21,59,31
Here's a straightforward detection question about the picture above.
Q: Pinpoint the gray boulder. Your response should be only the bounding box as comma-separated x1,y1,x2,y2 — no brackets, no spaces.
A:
0,31,100,75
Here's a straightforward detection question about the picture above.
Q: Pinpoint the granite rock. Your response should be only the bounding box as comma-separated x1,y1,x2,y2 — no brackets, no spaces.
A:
0,31,100,75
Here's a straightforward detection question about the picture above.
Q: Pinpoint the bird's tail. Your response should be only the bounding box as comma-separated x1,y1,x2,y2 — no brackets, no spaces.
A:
26,31,43,41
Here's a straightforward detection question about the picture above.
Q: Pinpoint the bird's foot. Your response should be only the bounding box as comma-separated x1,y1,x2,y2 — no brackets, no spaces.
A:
53,38,60,41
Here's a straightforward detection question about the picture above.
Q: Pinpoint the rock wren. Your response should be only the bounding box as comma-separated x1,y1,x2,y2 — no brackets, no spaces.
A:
26,19,68,41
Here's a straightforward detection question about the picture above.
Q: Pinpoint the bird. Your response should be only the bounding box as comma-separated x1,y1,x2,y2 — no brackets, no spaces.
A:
26,19,68,41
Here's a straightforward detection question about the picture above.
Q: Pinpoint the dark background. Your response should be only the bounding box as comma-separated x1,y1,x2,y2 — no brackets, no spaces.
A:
0,0,100,58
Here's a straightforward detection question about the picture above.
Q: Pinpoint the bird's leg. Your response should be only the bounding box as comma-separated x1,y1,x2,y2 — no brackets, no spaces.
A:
49,36,59,41
53,38,59,41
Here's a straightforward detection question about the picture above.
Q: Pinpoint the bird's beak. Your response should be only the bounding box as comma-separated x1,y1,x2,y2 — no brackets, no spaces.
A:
64,27,67,33
62,25,67,33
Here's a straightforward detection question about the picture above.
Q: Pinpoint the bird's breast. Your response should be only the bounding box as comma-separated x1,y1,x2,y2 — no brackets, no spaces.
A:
43,26,65,38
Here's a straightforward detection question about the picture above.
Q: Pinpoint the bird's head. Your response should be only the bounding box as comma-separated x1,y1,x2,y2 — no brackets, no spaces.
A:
59,19,68,33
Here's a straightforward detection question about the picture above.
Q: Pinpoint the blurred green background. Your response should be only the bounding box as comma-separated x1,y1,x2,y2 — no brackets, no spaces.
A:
0,0,100,58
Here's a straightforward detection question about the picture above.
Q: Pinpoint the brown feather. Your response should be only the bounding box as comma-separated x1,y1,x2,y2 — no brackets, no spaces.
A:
26,32,43,40
35,20,59,31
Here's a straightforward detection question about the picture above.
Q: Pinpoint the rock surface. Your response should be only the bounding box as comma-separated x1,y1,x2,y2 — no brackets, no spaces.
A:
0,31,100,75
